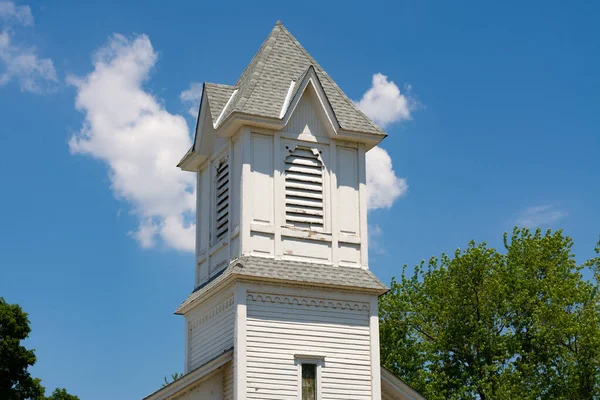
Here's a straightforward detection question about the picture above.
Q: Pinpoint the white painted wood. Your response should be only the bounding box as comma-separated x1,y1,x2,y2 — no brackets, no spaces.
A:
280,80,296,119
282,236,331,263
358,143,369,268
144,351,232,400
215,89,238,128
250,133,274,225
329,140,339,266
370,296,382,400
273,132,283,259
338,242,361,266
282,69,339,135
337,146,360,235
250,231,274,256
187,294,235,371
245,290,373,400
285,85,330,139
240,128,252,256
171,371,223,400
233,283,247,400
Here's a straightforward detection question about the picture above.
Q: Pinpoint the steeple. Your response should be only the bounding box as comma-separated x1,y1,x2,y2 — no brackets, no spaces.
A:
144,22,406,400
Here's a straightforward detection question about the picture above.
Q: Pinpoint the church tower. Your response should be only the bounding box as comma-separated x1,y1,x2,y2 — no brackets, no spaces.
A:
144,22,423,400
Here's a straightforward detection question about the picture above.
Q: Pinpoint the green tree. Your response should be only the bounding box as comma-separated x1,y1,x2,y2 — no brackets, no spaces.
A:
379,228,600,400
44,388,79,400
0,298,79,400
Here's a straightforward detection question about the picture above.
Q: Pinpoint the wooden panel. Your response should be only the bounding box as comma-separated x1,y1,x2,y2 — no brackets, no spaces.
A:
188,296,235,371
246,292,372,400
337,147,359,235
198,167,210,253
209,245,229,275
338,242,361,266
196,260,208,286
232,137,242,235
251,134,274,224
251,231,274,256
282,236,331,262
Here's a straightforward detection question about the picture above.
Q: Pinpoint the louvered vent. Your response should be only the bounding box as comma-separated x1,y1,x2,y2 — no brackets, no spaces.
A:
284,147,324,230
214,159,229,243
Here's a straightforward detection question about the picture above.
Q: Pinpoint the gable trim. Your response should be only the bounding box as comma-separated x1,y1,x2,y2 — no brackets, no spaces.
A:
279,79,296,118
215,89,238,128
282,66,340,135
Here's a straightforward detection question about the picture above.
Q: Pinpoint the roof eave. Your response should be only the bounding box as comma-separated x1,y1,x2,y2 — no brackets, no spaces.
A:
177,149,207,172
175,266,388,316
143,350,233,400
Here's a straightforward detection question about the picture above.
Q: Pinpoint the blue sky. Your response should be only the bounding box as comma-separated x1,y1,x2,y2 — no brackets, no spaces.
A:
0,1,598,399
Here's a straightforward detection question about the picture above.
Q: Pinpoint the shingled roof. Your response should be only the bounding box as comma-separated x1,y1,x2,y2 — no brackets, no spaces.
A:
202,21,384,135
176,256,389,314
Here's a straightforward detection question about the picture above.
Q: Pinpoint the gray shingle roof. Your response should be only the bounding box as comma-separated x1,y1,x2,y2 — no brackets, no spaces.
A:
203,83,236,123
176,256,389,314
205,21,384,135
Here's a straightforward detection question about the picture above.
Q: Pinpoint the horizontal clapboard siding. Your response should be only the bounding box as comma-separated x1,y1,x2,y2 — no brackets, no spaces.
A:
189,296,235,371
246,292,372,399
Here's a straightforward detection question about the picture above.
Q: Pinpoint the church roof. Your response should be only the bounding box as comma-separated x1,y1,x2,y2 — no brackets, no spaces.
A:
203,21,384,135
176,257,389,314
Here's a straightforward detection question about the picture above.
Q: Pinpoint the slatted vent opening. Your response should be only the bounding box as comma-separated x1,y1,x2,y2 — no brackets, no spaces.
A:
284,147,324,230
215,159,229,243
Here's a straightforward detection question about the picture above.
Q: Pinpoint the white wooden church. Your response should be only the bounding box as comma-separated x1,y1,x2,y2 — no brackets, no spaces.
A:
144,22,424,400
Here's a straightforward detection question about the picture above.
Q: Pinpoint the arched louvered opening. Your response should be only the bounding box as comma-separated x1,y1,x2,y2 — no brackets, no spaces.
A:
214,158,229,243
284,147,324,230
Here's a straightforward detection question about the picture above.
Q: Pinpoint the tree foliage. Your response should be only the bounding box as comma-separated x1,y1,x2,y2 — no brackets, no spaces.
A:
0,298,79,400
380,228,600,400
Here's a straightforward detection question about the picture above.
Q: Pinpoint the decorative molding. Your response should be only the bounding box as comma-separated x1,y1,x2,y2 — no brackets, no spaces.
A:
246,292,369,312
189,296,235,330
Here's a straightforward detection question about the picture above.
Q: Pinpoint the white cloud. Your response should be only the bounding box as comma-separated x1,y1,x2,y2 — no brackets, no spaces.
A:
180,82,203,117
368,224,386,255
0,1,57,93
0,1,33,26
366,146,408,210
356,73,412,128
516,205,568,227
68,34,195,252
356,72,413,211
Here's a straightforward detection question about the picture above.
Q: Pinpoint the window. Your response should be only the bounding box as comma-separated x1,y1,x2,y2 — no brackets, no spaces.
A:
214,157,229,243
284,147,324,230
302,364,317,400
295,356,323,400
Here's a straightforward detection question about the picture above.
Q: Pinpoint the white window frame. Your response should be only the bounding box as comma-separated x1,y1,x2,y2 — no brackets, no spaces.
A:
294,355,324,400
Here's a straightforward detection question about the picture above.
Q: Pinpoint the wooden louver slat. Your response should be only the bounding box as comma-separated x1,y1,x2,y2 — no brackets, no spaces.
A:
284,148,324,230
215,159,229,242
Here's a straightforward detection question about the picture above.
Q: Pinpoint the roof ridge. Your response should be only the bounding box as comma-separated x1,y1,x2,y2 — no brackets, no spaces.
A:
277,24,383,134
205,82,236,89
237,27,282,113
